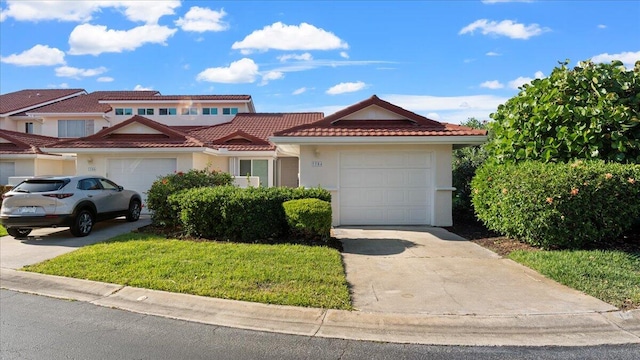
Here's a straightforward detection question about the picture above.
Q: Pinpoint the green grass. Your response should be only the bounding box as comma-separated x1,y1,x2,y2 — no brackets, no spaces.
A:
509,250,640,309
0,225,7,237
23,233,352,310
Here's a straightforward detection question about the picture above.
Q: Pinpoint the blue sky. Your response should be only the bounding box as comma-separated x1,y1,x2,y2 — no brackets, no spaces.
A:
1,0,639,123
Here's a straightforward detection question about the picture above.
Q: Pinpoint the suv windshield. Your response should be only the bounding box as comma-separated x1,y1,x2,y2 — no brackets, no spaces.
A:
13,179,68,193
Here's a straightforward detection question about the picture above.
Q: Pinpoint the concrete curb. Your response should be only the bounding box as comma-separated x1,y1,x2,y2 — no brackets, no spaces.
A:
2,268,639,347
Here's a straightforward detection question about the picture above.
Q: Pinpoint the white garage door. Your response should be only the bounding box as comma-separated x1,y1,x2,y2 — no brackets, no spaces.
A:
0,162,15,186
340,151,431,225
107,158,177,213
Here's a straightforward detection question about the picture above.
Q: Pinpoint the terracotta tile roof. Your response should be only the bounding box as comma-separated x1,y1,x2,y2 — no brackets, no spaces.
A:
101,95,252,101
190,113,324,151
0,129,61,155
274,95,487,137
0,89,85,115
46,115,205,149
28,90,159,114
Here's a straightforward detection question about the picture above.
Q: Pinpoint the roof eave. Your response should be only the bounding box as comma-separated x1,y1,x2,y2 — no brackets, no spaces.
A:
270,135,488,146
26,112,106,117
41,147,208,154
98,99,252,104
205,148,275,157
0,90,86,117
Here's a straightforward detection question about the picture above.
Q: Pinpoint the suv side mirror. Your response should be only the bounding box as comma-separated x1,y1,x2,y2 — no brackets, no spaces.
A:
117,186,124,191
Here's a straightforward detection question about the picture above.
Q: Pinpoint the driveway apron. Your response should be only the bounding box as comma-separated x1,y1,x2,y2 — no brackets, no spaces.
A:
337,226,617,315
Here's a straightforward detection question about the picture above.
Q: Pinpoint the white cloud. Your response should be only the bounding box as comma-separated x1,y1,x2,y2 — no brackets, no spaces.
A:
196,58,259,83
382,94,510,123
292,87,307,95
47,83,70,89
459,19,549,39
97,77,114,82
340,51,349,59
68,23,177,56
326,81,367,95
175,6,228,33
591,51,640,69
134,84,153,91
270,59,393,74
0,44,65,66
260,71,284,86
0,0,179,24
508,71,544,89
232,22,348,54
55,65,107,79
597,24,607,29
480,80,504,89
486,51,501,56
277,53,313,62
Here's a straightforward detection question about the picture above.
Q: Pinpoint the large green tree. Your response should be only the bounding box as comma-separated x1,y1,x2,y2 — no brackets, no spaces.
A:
486,60,640,163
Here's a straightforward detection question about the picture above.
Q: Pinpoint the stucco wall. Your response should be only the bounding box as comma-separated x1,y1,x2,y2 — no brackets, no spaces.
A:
193,153,229,173
35,158,76,176
298,144,454,227
75,152,196,177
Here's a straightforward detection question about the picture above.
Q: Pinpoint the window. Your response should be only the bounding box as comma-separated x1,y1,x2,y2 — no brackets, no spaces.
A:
159,108,177,115
115,108,133,116
58,120,94,138
202,107,218,115
239,159,268,187
223,107,239,115
137,108,154,116
181,107,197,115
25,122,34,134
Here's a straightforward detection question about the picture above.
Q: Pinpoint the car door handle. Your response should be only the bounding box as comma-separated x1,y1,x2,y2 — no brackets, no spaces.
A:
87,195,93,198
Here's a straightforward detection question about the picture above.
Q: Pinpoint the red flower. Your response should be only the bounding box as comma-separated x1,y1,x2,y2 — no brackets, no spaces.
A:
570,188,579,196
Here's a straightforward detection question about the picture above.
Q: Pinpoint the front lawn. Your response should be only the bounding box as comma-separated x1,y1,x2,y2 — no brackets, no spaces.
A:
0,225,7,237
23,233,352,310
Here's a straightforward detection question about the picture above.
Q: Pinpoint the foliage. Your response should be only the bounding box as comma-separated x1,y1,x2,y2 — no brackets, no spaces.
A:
486,60,640,164
471,160,640,249
146,168,233,226
23,233,351,309
452,118,489,214
169,186,331,242
283,199,332,240
0,225,7,237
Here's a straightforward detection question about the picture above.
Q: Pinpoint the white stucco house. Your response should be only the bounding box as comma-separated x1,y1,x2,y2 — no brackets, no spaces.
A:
0,89,487,226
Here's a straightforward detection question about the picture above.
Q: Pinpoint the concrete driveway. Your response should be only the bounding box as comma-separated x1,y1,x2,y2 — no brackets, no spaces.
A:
336,226,617,315
1,216,151,270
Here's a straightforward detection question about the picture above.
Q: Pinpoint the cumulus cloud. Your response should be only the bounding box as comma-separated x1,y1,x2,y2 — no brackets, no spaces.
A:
175,6,228,32
0,44,66,66
326,81,367,95
480,80,504,89
134,84,153,91
591,51,640,69
459,19,549,39
382,94,510,123
68,23,177,56
508,71,544,89
292,87,307,95
196,58,259,83
260,71,284,86
55,66,107,79
97,77,114,82
278,53,313,62
232,22,348,54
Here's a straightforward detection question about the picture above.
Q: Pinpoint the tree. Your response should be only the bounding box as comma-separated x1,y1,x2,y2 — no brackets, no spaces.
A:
486,60,640,164
452,118,489,215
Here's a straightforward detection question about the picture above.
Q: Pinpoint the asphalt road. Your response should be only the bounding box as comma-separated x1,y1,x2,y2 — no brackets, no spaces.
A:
1,290,637,360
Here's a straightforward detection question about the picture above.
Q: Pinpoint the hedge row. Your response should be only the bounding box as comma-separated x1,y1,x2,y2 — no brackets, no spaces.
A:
169,186,331,242
471,160,640,249
283,198,332,239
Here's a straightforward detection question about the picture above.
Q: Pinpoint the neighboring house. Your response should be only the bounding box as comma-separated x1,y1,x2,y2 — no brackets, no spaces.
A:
1,88,487,226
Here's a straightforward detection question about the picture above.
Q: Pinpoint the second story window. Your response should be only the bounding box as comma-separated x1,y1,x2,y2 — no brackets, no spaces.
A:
181,107,197,115
25,122,34,134
58,120,94,138
115,108,132,116
137,108,154,115
222,107,238,115
202,107,218,115
159,108,177,115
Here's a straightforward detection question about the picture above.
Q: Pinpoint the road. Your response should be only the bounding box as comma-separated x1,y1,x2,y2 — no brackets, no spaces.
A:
1,290,637,360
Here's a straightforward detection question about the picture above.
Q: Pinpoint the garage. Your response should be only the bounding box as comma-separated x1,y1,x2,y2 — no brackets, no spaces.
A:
0,162,15,186
339,151,432,225
107,158,177,213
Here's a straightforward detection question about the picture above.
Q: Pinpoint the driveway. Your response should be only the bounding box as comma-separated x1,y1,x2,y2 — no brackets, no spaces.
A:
336,226,617,315
0,216,151,270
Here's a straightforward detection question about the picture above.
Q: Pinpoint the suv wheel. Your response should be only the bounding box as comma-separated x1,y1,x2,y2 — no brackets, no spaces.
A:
70,209,93,237
126,200,141,222
7,228,32,239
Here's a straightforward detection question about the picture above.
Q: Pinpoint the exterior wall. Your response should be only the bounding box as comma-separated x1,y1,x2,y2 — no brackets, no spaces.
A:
75,152,196,177
39,114,108,137
341,105,405,121
277,157,299,187
34,158,76,176
298,144,454,227
192,153,229,173
0,117,18,131
3,159,35,177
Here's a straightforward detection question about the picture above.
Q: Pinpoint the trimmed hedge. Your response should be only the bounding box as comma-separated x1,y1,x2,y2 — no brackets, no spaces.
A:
146,169,233,226
283,199,332,240
169,186,331,242
471,161,640,249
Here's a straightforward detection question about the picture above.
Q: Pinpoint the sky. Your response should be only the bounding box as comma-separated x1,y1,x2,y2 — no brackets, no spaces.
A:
1,0,639,124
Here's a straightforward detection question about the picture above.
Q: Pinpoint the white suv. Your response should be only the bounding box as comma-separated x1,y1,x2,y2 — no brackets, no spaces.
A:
1,175,142,238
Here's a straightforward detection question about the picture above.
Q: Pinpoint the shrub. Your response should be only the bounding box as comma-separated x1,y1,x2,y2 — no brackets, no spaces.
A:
169,186,331,242
146,168,233,226
283,199,332,240
452,118,489,215
471,161,640,249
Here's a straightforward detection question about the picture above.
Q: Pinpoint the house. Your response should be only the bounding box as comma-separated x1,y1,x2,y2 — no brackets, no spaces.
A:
1,89,487,226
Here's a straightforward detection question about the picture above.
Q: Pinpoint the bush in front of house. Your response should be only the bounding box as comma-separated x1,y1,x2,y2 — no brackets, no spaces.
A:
283,198,332,240
146,168,233,226
169,186,331,242
452,118,489,216
471,160,640,249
